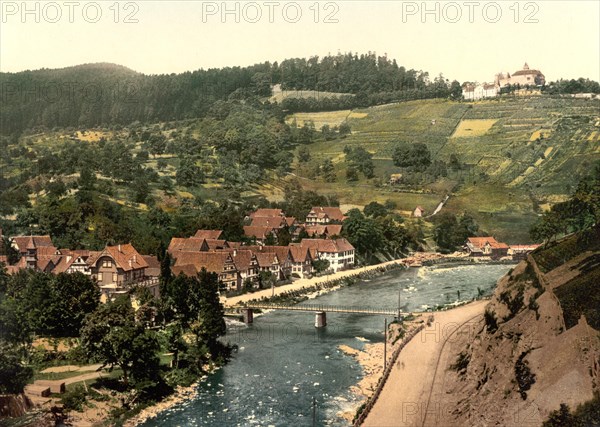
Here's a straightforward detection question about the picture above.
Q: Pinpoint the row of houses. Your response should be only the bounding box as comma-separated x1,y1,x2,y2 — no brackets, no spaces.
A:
168,231,355,292
1,233,160,302
1,221,355,299
243,206,346,244
464,236,539,260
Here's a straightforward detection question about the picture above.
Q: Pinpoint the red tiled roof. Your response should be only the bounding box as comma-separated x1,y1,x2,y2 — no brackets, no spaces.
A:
289,246,312,263
243,226,274,239
12,235,54,252
171,264,198,277
204,239,228,250
91,244,148,272
142,255,161,277
173,251,234,274
300,238,354,253
304,225,343,237
250,217,285,228
249,209,284,218
307,207,346,222
285,217,296,227
229,249,255,272
467,237,509,250
168,237,207,254
194,230,223,240
255,252,279,268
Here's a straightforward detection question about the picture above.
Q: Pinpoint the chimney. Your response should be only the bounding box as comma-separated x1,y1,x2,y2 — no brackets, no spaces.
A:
233,249,237,256
118,244,122,252
132,255,137,264
129,259,133,268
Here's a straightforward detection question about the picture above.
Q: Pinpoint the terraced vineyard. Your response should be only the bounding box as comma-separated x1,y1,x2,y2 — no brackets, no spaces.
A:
285,96,600,242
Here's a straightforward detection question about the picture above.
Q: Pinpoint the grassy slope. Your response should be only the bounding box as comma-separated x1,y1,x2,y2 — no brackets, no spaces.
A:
282,96,600,243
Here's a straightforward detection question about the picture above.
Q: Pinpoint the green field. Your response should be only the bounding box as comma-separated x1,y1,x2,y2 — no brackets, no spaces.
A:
285,96,600,243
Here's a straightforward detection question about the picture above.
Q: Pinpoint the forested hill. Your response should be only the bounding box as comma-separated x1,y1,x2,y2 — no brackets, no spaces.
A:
0,53,460,135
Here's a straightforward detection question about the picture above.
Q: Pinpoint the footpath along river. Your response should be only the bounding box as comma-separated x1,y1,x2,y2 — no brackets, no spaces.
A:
140,263,511,426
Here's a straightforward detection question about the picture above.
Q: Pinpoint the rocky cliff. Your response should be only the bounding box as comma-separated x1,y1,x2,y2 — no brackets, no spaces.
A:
438,226,599,426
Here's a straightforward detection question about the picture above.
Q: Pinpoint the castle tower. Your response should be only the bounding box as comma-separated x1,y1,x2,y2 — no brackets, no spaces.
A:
523,62,529,70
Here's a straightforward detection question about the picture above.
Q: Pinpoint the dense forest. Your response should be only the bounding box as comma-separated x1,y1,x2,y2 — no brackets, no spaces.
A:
0,53,462,135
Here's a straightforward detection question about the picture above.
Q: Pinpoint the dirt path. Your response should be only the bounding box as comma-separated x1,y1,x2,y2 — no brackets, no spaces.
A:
63,371,105,385
224,253,450,307
362,300,488,427
40,364,104,374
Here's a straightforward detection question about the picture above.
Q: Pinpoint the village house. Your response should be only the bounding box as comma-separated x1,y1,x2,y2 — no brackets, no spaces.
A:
305,207,346,225
243,225,277,245
298,238,355,273
389,173,403,185
248,208,285,219
172,251,240,292
244,245,293,280
254,252,281,277
465,237,510,259
168,237,210,257
220,248,259,285
508,244,541,261
462,82,498,100
303,224,343,238
87,244,150,302
10,235,55,257
413,206,425,218
288,245,314,278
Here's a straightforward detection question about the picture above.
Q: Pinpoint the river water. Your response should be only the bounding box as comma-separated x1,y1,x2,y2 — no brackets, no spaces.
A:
141,264,511,427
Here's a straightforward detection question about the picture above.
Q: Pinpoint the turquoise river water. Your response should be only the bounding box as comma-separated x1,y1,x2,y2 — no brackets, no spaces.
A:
140,263,511,427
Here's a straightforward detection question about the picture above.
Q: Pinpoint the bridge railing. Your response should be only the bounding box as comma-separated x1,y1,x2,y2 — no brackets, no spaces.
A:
241,302,400,316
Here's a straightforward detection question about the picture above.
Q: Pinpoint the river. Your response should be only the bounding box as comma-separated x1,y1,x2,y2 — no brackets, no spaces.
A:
140,263,511,427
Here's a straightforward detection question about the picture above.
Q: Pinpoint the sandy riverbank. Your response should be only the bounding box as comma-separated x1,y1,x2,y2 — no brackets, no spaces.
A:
223,252,449,307
336,319,426,424
123,382,202,427
362,299,489,427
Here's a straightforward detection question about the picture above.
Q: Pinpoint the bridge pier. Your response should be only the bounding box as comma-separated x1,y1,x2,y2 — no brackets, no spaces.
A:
242,308,254,324
315,311,327,328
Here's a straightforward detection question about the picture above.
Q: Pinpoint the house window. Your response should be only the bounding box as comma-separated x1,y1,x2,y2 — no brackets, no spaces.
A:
98,272,103,281
102,259,112,268
112,273,118,282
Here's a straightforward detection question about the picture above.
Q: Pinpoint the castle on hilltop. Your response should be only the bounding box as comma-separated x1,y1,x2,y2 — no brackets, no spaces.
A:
463,63,546,101
495,62,546,88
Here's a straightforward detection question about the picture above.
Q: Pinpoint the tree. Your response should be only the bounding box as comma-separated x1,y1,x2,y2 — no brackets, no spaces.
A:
346,166,359,182
0,342,33,394
297,146,311,163
433,212,478,253
176,158,204,187
338,122,351,137
322,158,336,182
392,143,431,171
192,269,226,354
364,202,388,218
312,259,330,274
52,273,100,337
80,296,161,386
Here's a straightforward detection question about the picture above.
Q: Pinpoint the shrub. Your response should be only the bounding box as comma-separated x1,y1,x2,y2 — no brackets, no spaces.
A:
449,351,471,376
484,310,498,333
515,351,536,400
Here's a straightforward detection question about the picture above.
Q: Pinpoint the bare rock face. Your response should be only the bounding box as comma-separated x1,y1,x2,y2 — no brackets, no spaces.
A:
436,235,600,427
